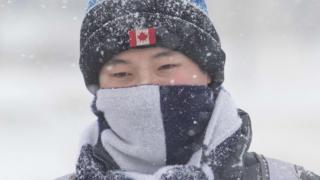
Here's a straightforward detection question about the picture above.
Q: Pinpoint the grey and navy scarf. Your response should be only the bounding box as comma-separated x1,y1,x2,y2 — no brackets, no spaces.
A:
75,86,249,180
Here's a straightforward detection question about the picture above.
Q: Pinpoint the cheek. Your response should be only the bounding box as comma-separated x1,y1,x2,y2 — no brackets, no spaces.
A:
166,70,209,85
167,71,196,84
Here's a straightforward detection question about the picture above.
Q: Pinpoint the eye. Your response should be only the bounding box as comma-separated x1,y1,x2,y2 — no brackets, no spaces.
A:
111,72,131,78
158,64,181,71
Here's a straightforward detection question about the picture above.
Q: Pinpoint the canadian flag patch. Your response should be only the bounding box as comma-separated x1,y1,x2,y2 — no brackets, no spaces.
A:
128,27,156,48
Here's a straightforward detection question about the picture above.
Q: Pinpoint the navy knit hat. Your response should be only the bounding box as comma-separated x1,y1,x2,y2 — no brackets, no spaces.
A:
80,0,226,93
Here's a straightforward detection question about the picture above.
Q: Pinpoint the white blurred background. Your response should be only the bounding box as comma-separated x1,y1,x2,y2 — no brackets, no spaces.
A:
0,0,319,179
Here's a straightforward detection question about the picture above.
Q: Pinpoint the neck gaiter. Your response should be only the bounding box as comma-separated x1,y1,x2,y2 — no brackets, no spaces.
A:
95,85,216,173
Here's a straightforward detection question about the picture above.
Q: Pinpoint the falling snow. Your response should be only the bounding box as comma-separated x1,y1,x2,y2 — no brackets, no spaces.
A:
1,0,320,180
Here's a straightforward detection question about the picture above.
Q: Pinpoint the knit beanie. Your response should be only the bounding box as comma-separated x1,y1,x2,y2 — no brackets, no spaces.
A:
80,0,226,93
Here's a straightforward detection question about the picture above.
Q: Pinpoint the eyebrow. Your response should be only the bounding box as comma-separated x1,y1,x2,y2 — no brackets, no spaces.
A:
151,50,175,59
106,58,130,66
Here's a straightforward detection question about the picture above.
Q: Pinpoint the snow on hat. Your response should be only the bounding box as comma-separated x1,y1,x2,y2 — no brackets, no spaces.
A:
80,0,226,93
87,0,208,14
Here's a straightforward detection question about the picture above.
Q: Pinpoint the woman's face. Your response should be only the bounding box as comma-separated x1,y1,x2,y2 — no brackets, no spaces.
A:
99,47,211,88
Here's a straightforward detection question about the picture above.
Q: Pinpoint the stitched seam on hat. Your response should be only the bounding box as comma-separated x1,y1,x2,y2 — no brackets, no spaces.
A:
81,12,218,52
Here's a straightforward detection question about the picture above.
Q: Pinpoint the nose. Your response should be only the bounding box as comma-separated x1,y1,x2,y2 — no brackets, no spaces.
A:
137,69,159,85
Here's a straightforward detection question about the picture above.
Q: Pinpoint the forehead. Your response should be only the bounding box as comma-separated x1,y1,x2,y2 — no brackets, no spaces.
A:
114,47,174,59
106,47,183,66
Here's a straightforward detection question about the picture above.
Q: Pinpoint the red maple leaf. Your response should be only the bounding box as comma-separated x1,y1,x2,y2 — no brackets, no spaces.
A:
138,32,148,41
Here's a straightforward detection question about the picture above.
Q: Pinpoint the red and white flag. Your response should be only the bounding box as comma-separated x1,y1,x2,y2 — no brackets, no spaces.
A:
128,27,156,48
